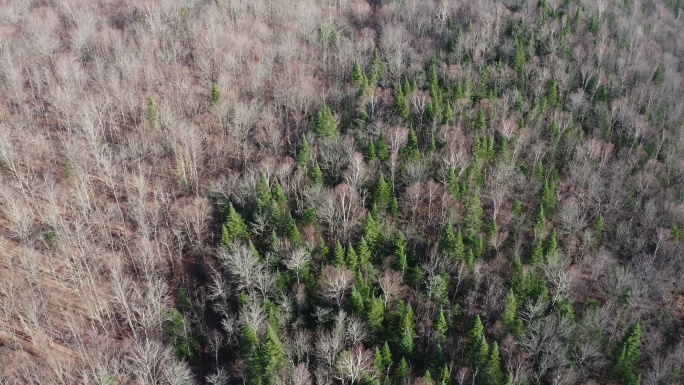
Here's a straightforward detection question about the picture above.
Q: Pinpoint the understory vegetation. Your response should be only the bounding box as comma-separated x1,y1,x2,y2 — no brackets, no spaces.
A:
0,0,683,384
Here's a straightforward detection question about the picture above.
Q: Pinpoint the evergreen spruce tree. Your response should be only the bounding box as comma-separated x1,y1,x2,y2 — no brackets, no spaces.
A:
468,315,489,368
358,236,372,266
395,233,408,274
530,240,544,265
545,229,558,258
349,286,365,314
486,341,503,385
369,49,384,85
613,321,642,384
352,60,365,86
395,357,409,383
364,213,381,250
346,243,358,270
394,84,410,123
465,195,484,240
374,174,392,212
211,83,221,105
435,307,447,343
221,203,249,246
261,326,285,382
297,137,312,166
377,134,390,162
502,290,523,335
147,96,159,129
310,163,324,186
315,101,339,138
367,296,385,336
333,240,345,266
285,215,302,247
403,127,420,160
439,222,456,256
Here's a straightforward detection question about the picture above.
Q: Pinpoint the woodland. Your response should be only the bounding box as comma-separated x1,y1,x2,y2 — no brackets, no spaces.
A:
0,0,683,384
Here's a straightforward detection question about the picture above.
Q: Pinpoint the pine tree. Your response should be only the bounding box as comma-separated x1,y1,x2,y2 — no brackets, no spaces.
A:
369,49,384,85
315,101,339,138
485,341,503,385
513,38,526,71
594,214,605,243
375,174,392,211
395,357,409,383
442,102,454,125
352,60,364,86
367,296,385,336
465,195,484,240
297,137,312,166
377,134,389,162
333,240,345,266
261,326,285,382
468,315,489,368
211,83,221,105
545,229,558,258
147,96,159,129
394,84,410,123
440,365,450,385
346,243,358,270
364,213,380,250
285,215,302,247
381,342,393,371
502,291,522,335
530,240,543,265
310,163,323,186
358,236,372,266
435,307,447,343
395,233,408,274
403,127,420,160
221,203,249,246
399,326,414,357
540,179,555,214
349,286,365,314
548,80,558,108
613,321,642,383
439,222,456,255
475,109,486,131
239,324,259,359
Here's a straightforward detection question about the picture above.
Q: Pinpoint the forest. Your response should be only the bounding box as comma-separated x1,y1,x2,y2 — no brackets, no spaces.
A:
0,0,683,384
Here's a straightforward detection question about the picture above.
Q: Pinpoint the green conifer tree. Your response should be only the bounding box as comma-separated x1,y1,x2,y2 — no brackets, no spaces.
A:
403,127,420,160
310,163,324,186
375,174,392,211
394,84,410,123
395,233,408,274
297,137,313,166
147,96,159,129
613,321,642,384
315,101,339,138
502,291,523,335
435,307,447,343
333,240,345,266
468,315,489,368
346,243,358,270
364,213,381,250
377,134,390,162
221,203,249,246
358,236,372,265
261,326,285,382
211,83,221,105
486,341,503,385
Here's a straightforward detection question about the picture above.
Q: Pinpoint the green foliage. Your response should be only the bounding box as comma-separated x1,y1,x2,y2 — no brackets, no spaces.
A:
374,174,393,212
435,307,447,343
403,127,420,160
211,83,221,105
297,137,313,166
147,96,158,128
672,224,681,243
315,101,339,138
652,66,663,85
394,84,410,123
502,291,523,335
540,179,555,214
377,134,389,162
220,202,249,247
367,296,385,336
485,341,503,385
167,308,198,362
310,163,324,186
261,326,285,382
465,195,483,240
613,321,642,384
364,213,381,251
395,233,408,274
369,49,384,85
333,240,345,266
468,315,489,368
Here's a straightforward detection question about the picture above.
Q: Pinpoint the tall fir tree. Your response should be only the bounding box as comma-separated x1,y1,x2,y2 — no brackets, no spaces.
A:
315,101,339,138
